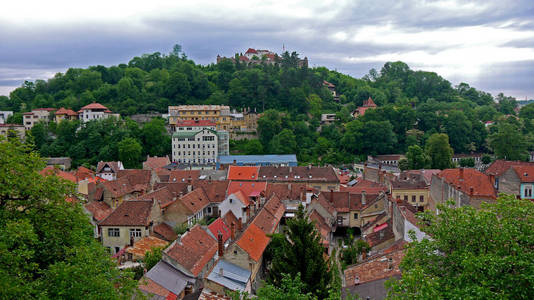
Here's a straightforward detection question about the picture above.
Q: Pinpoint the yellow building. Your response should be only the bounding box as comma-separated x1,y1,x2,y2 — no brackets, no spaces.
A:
54,107,79,123
168,105,258,132
390,170,440,211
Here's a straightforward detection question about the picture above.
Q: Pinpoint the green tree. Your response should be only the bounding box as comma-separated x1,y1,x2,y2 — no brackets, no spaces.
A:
459,157,475,167
257,273,316,300
244,139,264,155
141,118,171,156
387,195,534,299
144,247,163,271
118,137,142,168
425,133,453,169
269,129,297,154
0,137,138,299
481,154,492,164
406,145,429,169
267,205,332,299
489,123,527,160
257,110,282,147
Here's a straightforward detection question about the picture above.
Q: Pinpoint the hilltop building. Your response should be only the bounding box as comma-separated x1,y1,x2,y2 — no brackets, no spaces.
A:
216,48,308,68
352,97,377,117
171,120,229,164
79,102,119,123
23,108,55,130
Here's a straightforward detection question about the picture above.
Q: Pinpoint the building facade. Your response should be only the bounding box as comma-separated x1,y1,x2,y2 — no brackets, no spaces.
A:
79,102,118,123
23,108,55,130
0,111,13,124
0,124,25,139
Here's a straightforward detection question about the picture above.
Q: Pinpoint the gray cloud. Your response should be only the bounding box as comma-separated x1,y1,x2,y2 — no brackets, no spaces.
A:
1,0,534,99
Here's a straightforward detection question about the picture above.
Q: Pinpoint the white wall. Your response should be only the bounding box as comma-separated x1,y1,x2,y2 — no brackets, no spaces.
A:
219,193,247,223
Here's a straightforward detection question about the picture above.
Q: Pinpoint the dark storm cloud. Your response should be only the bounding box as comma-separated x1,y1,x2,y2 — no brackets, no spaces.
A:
1,0,534,98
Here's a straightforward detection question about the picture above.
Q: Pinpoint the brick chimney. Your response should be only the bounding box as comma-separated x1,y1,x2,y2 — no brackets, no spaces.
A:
238,217,242,231
217,232,224,257
330,189,334,203
230,222,235,240
459,168,464,180
362,191,366,205
469,187,474,196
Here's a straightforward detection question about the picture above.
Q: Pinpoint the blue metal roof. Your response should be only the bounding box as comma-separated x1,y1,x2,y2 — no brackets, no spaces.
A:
218,154,297,164
206,259,251,291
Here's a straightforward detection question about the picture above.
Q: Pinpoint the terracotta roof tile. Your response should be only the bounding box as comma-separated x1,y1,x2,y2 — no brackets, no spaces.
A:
178,188,210,214
126,236,168,258
511,165,534,182
251,209,278,234
438,168,496,199
193,180,229,203
309,210,331,246
344,249,404,285
143,156,171,170
341,179,387,194
208,218,231,243
138,277,169,297
81,102,108,110
485,160,534,176
96,161,121,174
165,225,217,277
227,181,266,198
236,223,270,262
84,201,113,222
74,166,95,181
365,220,394,247
227,166,259,181
99,200,153,226
40,166,77,183
325,191,380,212
153,223,178,241
139,187,175,208
263,194,285,221
258,166,339,183
265,182,307,201
231,190,250,206
222,211,239,229
167,170,200,183
154,182,189,197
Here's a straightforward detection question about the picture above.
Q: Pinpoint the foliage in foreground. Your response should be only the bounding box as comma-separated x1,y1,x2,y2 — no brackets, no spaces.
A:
386,195,534,299
0,137,138,299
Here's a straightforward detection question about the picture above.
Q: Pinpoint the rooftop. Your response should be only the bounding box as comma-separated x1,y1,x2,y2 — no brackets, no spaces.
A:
344,248,404,286
227,165,260,181
84,201,113,222
485,159,534,176
206,259,251,292
126,236,169,258
437,168,496,199
81,102,108,110
258,166,339,183
178,188,210,214
227,181,267,198
208,218,231,243
236,223,270,262
165,225,217,277
99,200,153,226
218,154,297,165
143,155,171,170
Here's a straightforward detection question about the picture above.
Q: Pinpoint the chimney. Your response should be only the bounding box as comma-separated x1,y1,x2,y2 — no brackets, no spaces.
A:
238,218,242,231
219,267,224,276
362,250,367,260
217,232,224,257
489,174,495,185
362,191,366,205
379,171,384,184
330,189,334,203
459,168,464,180
231,222,236,240
469,187,474,196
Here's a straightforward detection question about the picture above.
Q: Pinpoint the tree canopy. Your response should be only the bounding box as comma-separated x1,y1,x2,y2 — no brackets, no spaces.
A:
387,195,534,299
0,137,138,299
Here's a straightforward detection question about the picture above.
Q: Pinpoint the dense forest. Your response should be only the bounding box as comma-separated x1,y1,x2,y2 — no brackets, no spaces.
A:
2,44,531,166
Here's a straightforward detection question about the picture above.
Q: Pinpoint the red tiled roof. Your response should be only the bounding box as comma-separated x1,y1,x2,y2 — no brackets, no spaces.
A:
263,194,285,221
143,156,171,170
40,166,77,183
239,56,249,62
175,120,216,127
165,225,217,277
154,182,189,197
326,191,380,212
265,182,307,201
222,210,239,230
55,107,78,116
245,48,257,54
363,97,377,107
309,210,331,246
227,181,267,198
314,193,336,215
139,187,175,208
236,223,270,262
438,168,496,199
341,179,387,194
193,180,229,203
126,236,168,258
485,160,534,176
153,223,178,241
84,201,113,222
323,80,335,88
344,248,404,285
74,166,95,181
252,208,278,234
208,218,231,243
365,220,395,247
231,190,250,206
227,166,260,180
258,166,339,183
81,102,108,110
117,169,151,185
96,161,121,174
33,108,56,111
99,200,153,226
138,277,169,297
102,176,147,198
511,165,534,182
178,188,210,214
167,170,200,183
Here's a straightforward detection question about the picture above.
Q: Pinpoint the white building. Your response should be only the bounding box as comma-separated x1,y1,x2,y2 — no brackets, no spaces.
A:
0,111,13,124
218,191,250,224
79,102,119,123
172,120,226,164
96,161,124,181
22,108,55,130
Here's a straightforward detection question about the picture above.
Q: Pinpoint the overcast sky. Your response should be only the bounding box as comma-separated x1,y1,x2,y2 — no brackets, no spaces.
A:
1,0,534,99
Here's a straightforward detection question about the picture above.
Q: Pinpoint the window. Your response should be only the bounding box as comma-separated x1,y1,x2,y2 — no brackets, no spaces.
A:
353,213,358,219
207,207,212,214
108,228,120,237
129,228,142,238
203,136,215,141
525,185,533,198
419,195,424,202
412,195,416,203
404,195,408,201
